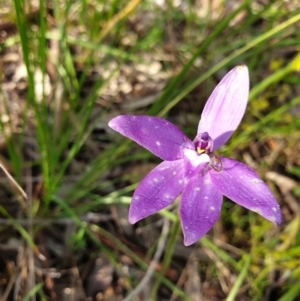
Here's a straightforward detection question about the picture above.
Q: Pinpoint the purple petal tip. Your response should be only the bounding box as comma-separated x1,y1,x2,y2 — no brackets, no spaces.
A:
236,64,247,72
183,235,199,246
128,204,141,224
108,117,118,129
267,204,282,225
128,215,138,224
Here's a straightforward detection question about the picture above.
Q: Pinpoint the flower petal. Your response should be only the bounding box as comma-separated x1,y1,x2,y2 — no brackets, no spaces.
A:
180,172,223,246
198,65,249,150
109,115,194,160
210,157,282,224
183,150,210,178
129,160,186,224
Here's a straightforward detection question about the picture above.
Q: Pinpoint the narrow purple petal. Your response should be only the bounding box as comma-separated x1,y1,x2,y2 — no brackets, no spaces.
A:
210,157,282,224
198,65,249,150
180,172,223,246
109,115,194,161
129,160,186,224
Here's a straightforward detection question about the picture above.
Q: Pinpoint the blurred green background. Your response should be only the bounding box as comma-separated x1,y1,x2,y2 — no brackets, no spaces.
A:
0,0,300,300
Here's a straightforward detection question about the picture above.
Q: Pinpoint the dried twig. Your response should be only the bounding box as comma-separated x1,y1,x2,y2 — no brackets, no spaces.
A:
0,212,113,226
122,218,170,301
0,161,27,202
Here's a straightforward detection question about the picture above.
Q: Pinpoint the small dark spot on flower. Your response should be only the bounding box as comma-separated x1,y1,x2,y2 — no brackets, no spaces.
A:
210,155,223,172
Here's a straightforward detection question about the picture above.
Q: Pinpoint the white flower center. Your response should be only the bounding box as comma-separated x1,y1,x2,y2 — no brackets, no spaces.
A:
184,149,210,167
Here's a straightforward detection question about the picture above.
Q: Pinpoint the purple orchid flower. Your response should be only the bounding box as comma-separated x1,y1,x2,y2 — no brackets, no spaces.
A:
108,65,282,246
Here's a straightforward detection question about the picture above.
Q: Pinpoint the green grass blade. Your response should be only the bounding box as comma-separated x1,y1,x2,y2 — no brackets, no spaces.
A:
226,255,252,301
